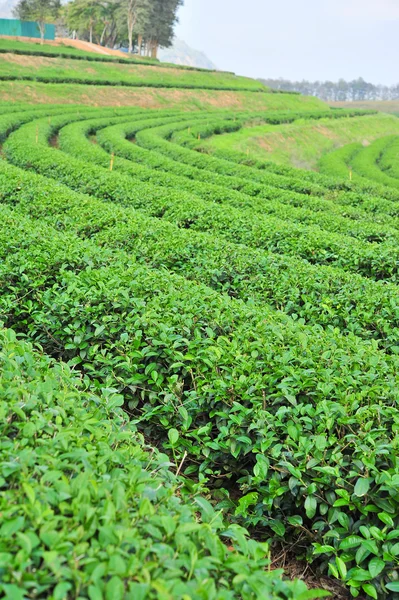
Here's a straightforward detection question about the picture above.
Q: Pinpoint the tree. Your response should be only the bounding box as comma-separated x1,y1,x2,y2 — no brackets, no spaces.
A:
13,0,60,44
66,0,103,44
115,0,149,54
256,77,390,102
98,0,119,47
63,0,183,54
143,0,183,58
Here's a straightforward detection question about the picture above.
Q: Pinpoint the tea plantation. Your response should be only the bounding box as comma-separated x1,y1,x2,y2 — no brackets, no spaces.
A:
1,45,399,600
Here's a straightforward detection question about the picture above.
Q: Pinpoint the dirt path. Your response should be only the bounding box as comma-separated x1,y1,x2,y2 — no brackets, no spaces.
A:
0,35,129,58
56,38,127,57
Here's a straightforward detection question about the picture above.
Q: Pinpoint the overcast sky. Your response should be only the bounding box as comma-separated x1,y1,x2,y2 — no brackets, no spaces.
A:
175,0,398,85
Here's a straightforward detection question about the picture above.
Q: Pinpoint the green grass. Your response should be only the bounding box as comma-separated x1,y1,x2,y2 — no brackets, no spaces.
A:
0,52,266,91
0,79,328,109
196,113,399,168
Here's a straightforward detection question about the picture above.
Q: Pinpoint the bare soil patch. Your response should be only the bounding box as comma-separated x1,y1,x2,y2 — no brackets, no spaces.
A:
271,550,350,599
0,82,266,110
0,52,55,68
314,124,338,139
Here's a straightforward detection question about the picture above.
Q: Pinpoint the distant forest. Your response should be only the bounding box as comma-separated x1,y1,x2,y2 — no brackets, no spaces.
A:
258,77,399,102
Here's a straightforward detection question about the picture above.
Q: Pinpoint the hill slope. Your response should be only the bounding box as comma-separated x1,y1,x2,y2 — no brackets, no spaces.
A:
0,51,264,90
196,111,399,169
3,38,399,600
158,38,217,69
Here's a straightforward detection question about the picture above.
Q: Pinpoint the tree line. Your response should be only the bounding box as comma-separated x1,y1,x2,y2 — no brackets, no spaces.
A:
259,77,399,102
13,0,183,57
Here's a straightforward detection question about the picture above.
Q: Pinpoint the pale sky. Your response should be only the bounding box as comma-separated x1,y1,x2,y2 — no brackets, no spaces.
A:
175,0,398,85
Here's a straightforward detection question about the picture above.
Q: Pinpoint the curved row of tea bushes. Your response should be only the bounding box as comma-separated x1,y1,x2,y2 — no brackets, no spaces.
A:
378,136,399,179
318,142,399,198
59,115,269,208
98,118,345,210
98,118,399,223
189,125,399,202
163,109,399,204
137,119,399,211
136,119,329,196
172,109,376,148
351,137,399,190
6,114,399,283
0,74,266,93
4,108,349,218
0,325,311,600
318,142,364,179
59,115,399,242
1,202,399,598
4,158,399,354
0,104,98,145
0,42,267,91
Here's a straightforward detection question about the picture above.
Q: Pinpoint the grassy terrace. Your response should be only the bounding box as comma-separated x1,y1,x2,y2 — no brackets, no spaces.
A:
0,79,327,108
0,37,219,70
194,112,399,168
0,52,266,90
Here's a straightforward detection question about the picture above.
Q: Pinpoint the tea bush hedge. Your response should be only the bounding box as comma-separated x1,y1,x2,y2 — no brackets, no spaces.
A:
3,100,399,599
1,326,319,600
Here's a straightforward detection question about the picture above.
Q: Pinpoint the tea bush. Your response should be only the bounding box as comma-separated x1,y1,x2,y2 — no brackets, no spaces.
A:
1,327,320,600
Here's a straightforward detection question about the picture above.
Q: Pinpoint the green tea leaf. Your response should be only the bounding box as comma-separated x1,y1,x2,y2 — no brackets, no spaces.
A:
168,428,179,446
105,576,124,600
305,495,317,519
354,478,370,497
368,557,385,578
362,584,377,599
336,556,347,580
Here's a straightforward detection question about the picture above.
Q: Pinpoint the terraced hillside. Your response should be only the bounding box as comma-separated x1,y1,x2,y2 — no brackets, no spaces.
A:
2,46,399,600
195,111,399,169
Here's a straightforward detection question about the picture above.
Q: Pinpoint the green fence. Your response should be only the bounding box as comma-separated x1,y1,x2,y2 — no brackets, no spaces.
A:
0,18,55,40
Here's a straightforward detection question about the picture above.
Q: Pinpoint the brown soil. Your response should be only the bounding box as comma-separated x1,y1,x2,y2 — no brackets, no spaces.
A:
104,61,203,78
56,38,127,58
0,82,269,110
271,550,351,599
258,138,273,152
0,52,53,68
314,124,338,139
48,133,59,148
0,35,129,58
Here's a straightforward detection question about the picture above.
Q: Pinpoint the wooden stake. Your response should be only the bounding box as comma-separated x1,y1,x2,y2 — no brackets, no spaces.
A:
176,451,188,477
35,126,39,144
110,152,115,171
